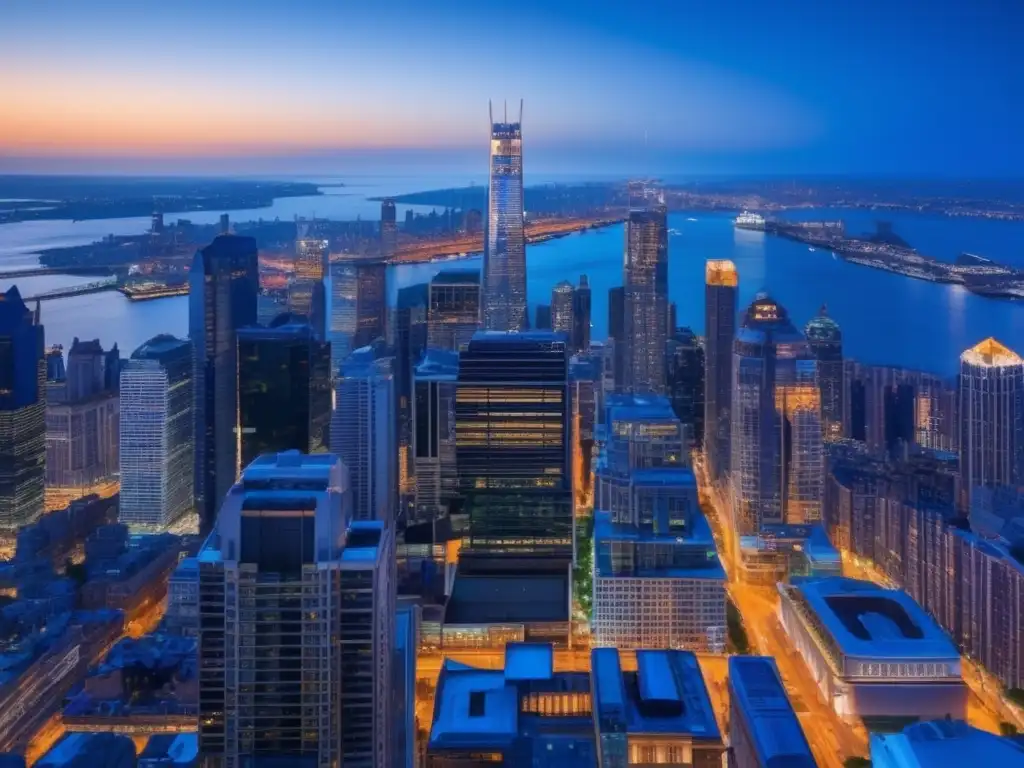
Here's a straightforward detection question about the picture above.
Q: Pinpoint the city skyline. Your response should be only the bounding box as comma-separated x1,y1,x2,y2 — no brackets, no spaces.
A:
0,0,1021,176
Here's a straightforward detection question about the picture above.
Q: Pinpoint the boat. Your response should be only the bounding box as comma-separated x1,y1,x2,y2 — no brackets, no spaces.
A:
808,247,816,252
734,211,766,231
686,217,698,222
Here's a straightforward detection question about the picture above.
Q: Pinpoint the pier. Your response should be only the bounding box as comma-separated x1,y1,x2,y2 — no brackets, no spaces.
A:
24,277,120,302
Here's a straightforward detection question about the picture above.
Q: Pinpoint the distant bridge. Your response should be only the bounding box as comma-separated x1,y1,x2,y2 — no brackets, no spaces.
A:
0,266,119,280
24,276,120,302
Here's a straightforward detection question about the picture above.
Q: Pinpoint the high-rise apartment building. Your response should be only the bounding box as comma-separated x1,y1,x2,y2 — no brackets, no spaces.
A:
380,198,398,258
667,327,705,449
572,274,592,353
189,234,259,532
412,349,459,526
959,337,1024,504
731,294,823,536
0,286,45,533
806,305,844,442
551,280,574,336
236,320,332,468
623,188,668,394
481,103,526,332
331,347,396,523
196,452,395,767
703,259,737,484
288,232,328,339
455,331,572,561
119,335,193,531
427,269,480,352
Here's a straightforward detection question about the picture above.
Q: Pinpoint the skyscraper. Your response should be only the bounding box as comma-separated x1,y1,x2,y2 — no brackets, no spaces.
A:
119,335,193,531
703,259,737,483
623,188,668,394
329,255,359,375
534,304,552,331
572,274,592,353
331,347,396,523
380,198,398,258
608,286,626,390
455,331,572,561
806,305,844,442
551,280,574,336
189,234,259,532
412,349,459,525
396,283,429,518
667,327,705,449
731,294,823,536
236,319,332,468
0,286,45,533
354,259,388,349
959,338,1024,504
288,232,328,339
427,269,480,352
196,451,395,767
482,102,526,332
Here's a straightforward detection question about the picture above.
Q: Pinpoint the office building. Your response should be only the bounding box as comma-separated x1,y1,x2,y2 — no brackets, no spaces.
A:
534,303,552,330
455,331,572,561
287,232,328,339
44,338,119,511
196,452,395,767
380,198,398,257
481,102,526,332
188,234,259,532
591,647,726,767
354,258,388,349
871,719,1024,767
959,337,1024,505
396,283,429,517
236,319,332,467
551,280,575,336
328,254,359,374
427,269,480,352
777,577,966,726
728,656,816,768
806,305,844,442
119,335,194,531
392,603,419,768
704,259,737,484
412,349,459,526
731,293,823,537
0,286,45,533
573,274,591,353
592,395,726,651
608,285,626,391
667,326,704,449
331,347,396,523
623,188,669,394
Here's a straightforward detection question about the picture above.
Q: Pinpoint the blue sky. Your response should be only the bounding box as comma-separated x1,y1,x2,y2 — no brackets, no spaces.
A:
0,0,1020,176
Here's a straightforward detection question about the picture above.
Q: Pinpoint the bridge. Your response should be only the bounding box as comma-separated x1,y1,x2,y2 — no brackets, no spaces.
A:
0,266,118,280
24,276,120,302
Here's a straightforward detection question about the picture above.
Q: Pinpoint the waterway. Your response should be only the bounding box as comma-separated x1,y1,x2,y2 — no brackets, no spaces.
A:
1,177,1023,377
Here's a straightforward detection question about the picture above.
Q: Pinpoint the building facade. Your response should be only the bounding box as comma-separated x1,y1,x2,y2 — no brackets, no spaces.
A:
703,259,737,484
380,198,398,258
119,335,193,531
551,280,574,337
481,104,526,332
412,349,459,526
427,269,480,352
667,327,705,450
188,234,259,532
806,305,844,442
287,232,328,339
623,190,668,394
572,274,592,354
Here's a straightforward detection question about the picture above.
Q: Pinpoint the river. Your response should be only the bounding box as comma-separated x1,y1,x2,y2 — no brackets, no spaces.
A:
1,177,1023,377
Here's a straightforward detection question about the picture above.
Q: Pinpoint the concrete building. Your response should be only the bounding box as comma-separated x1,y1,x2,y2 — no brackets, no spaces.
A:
196,451,395,767
777,577,966,727
427,269,479,352
728,656,816,768
331,347,396,523
703,260,737,484
870,719,1024,767
119,335,193,531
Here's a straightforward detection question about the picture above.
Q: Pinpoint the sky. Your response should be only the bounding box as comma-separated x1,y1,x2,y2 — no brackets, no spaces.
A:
0,0,1021,177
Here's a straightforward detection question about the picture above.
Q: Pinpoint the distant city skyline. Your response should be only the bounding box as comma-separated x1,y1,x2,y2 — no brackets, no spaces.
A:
0,0,1020,176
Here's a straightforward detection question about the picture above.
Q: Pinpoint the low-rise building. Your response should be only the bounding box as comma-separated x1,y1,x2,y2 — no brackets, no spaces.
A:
778,577,966,727
870,719,1024,767
35,733,135,768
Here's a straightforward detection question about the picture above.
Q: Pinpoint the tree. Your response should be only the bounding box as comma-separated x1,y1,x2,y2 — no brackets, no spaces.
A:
726,598,750,654
1000,721,1019,737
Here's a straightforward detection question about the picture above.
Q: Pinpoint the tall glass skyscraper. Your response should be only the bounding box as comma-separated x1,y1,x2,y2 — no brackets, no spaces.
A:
703,260,737,483
189,234,259,533
380,198,398,258
119,335,193,531
623,189,668,394
730,294,823,536
959,337,1024,505
0,286,45,533
805,305,844,442
236,320,332,468
455,331,572,561
551,280,575,337
288,233,328,339
427,269,480,352
572,274,592,353
482,102,526,332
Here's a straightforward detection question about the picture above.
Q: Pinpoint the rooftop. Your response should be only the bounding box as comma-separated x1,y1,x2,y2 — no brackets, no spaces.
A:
445,571,569,625
705,259,738,287
789,578,959,661
415,348,460,380
870,719,1024,767
592,648,720,740
961,337,1023,368
132,334,189,359
431,269,480,286
728,657,815,768
606,392,678,423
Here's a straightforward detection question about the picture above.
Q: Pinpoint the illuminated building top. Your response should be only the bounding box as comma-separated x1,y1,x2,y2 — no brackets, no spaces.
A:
961,337,1023,368
705,259,738,287
805,304,842,343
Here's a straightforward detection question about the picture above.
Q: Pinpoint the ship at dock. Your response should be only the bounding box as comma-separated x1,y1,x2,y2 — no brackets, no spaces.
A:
734,211,767,231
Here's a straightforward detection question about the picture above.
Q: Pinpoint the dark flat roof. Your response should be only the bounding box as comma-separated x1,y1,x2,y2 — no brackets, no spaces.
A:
445,572,569,625
728,657,815,768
